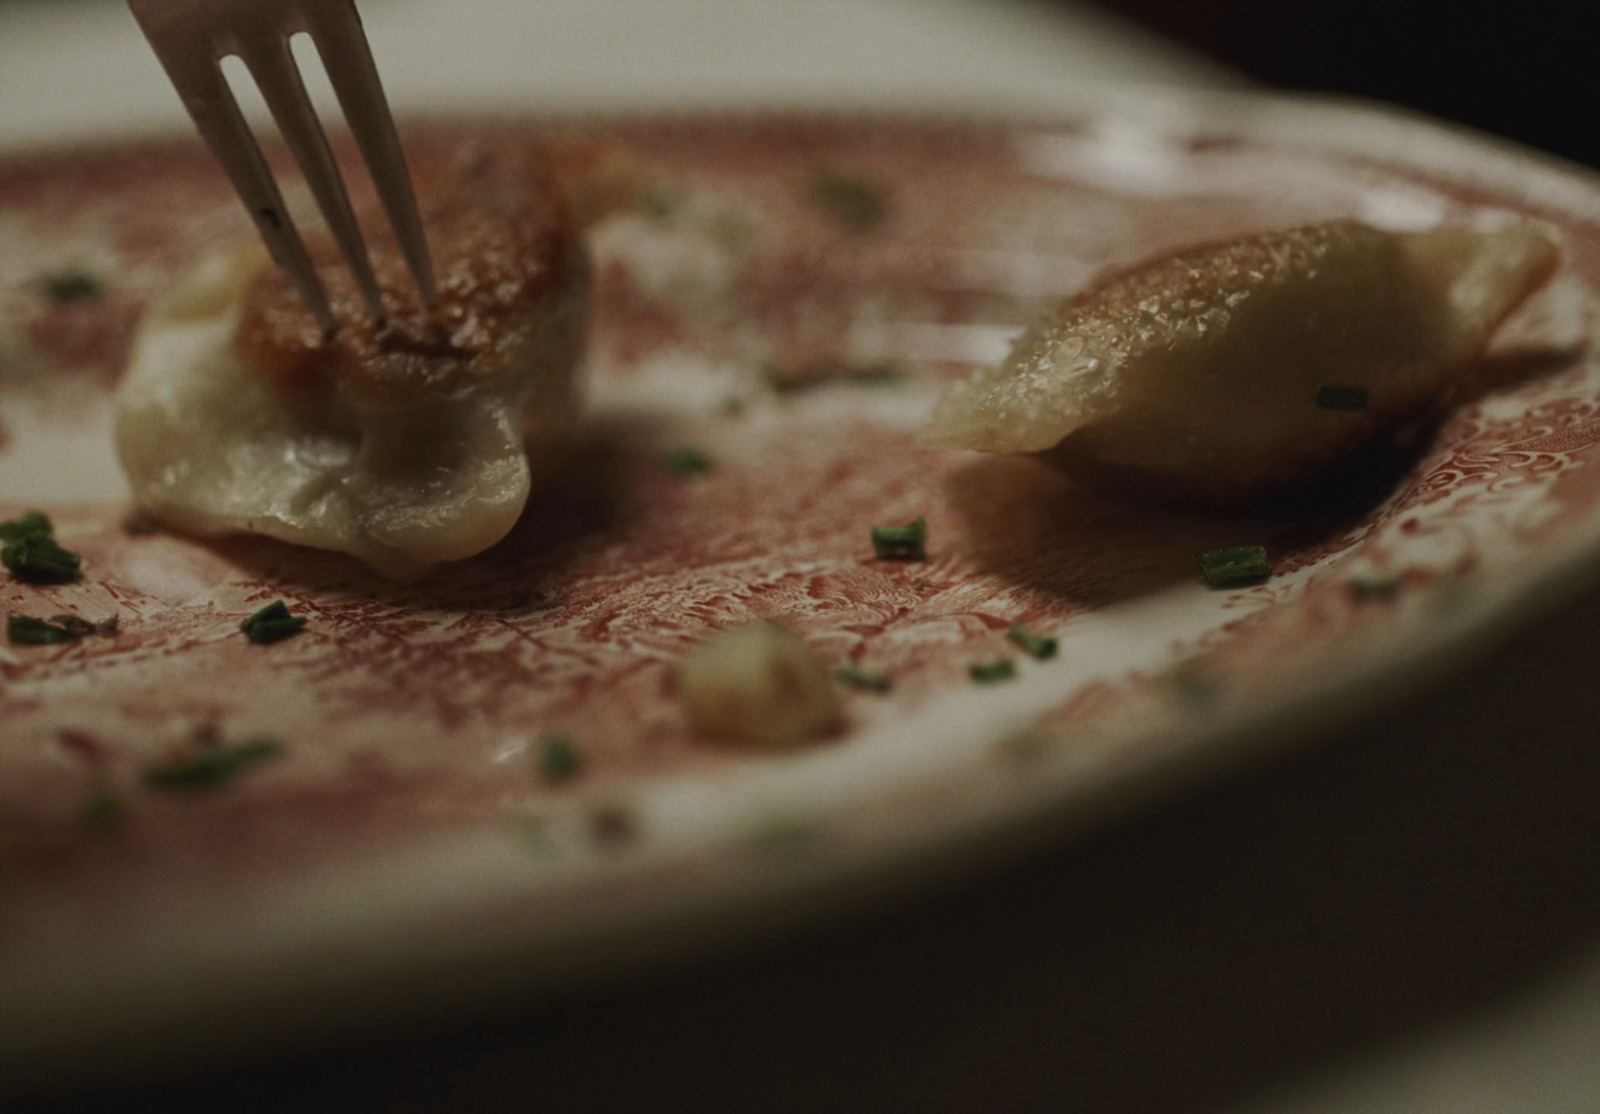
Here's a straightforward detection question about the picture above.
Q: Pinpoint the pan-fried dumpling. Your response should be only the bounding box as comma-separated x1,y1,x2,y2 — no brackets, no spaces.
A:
918,220,1560,504
115,143,604,579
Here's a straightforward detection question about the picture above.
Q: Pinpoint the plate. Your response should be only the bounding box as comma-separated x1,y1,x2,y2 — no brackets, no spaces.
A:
5,98,1600,1080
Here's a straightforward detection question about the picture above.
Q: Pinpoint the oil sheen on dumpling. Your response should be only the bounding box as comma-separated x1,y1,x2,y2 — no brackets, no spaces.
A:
918,220,1560,504
115,143,596,579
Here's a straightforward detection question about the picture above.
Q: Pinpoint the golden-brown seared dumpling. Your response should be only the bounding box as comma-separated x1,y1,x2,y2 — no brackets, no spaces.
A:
918,220,1560,504
115,144,597,579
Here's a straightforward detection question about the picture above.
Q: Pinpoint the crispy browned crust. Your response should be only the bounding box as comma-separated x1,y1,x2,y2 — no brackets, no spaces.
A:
235,142,586,404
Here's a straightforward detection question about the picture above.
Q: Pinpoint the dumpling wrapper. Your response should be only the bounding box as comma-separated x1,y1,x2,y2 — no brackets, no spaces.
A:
918,220,1561,504
114,143,618,580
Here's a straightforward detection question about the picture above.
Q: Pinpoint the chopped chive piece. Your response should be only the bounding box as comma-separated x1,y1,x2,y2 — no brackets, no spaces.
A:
835,663,891,692
1196,546,1269,588
239,600,307,644
1171,665,1220,708
638,186,678,219
1006,626,1058,661
969,659,1017,684
871,517,927,561
7,615,75,645
538,733,582,782
1314,385,1369,411
80,784,125,832
0,511,52,543
2,533,81,583
143,737,283,791
807,169,888,234
664,447,712,477
41,269,103,303
1348,573,1401,599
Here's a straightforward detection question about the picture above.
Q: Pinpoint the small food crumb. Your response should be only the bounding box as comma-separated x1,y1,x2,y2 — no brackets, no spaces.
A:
239,600,307,644
50,614,97,639
121,512,159,536
679,622,841,746
1006,625,1058,661
589,804,637,847
871,518,927,561
1196,547,1269,588
969,659,1017,684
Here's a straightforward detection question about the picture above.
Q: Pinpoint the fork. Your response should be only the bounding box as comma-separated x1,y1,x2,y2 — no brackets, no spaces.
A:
127,0,436,332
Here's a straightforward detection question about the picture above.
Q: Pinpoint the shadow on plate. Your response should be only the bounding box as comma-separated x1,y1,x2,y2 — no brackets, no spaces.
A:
945,344,1584,611
203,419,648,612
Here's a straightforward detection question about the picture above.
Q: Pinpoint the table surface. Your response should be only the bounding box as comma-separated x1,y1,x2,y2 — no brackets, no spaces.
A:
4,3,1599,1111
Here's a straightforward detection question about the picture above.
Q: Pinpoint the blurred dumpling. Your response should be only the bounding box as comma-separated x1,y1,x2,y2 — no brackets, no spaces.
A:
115,142,618,579
918,220,1560,504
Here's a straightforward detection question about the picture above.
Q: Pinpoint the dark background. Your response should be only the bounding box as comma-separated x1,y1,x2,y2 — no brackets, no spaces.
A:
1082,1,1594,169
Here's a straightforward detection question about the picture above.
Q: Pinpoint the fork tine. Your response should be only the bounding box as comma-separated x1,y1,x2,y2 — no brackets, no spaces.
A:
301,0,437,310
237,32,388,324
130,22,337,332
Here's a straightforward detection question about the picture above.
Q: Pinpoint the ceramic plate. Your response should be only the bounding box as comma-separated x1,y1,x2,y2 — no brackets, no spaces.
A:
5,98,1600,1079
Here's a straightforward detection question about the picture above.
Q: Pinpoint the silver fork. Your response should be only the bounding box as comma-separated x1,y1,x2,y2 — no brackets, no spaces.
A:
127,0,436,332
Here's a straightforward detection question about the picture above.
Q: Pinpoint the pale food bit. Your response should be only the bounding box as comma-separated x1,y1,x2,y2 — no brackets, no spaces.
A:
679,623,841,746
919,220,1560,503
115,144,612,579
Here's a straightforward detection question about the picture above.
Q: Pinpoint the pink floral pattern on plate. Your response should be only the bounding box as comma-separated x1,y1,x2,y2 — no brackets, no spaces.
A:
4,107,1600,1070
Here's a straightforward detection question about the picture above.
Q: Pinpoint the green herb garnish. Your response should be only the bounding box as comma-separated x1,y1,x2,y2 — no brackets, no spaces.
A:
1006,626,1058,661
239,600,307,644
80,783,125,831
143,737,283,791
871,517,927,561
664,448,713,478
538,733,582,782
1348,573,1401,599
835,663,891,692
0,511,52,543
1196,546,1270,588
2,534,81,584
638,186,678,220
807,168,889,234
969,659,1017,684
1314,385,1369,411
7,615,75,645
1170,664,1220,708
41,269,103,303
